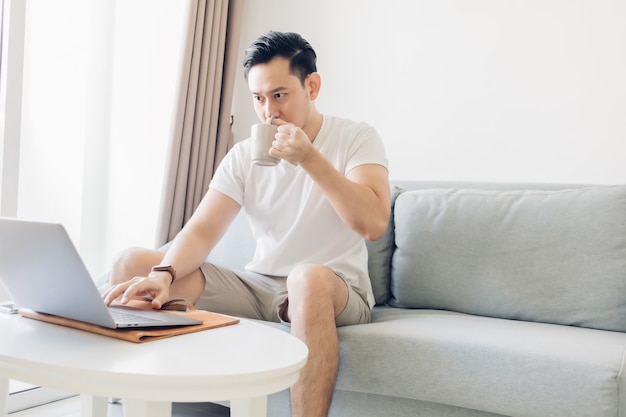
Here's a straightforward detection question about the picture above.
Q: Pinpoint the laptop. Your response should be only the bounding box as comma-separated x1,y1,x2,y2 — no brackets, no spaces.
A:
0,217,202,329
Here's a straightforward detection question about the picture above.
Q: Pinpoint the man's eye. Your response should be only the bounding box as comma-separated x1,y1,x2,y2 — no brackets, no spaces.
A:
253,95,264,102
275,93,285,100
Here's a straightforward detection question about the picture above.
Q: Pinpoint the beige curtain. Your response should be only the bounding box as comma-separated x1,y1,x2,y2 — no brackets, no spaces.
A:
155,0,243,247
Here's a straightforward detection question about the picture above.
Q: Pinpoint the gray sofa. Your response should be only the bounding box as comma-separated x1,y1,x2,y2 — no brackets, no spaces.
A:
206,180,626,417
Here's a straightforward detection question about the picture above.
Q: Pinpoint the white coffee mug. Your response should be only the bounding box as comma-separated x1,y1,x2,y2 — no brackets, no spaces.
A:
251,123,280,166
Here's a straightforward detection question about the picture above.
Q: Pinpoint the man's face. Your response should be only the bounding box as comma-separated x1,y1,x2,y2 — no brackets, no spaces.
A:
247,56,313,128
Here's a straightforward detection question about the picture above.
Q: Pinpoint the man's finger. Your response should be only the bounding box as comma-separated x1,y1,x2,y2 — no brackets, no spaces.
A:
102,282,130,305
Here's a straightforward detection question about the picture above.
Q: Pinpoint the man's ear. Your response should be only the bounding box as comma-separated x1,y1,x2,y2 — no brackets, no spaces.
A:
306,72,321,100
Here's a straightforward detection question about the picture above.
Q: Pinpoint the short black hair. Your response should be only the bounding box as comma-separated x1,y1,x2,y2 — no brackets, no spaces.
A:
243,31,317,85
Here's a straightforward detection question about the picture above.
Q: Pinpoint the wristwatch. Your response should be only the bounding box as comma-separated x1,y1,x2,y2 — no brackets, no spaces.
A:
151,264,176,284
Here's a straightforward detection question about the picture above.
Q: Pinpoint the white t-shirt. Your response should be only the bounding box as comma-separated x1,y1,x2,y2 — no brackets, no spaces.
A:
209,115,388,307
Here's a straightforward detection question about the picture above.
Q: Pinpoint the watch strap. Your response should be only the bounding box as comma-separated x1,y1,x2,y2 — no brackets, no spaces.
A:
151,264,176,284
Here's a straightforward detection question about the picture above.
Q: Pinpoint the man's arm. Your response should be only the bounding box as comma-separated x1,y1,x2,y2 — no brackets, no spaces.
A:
103,189,241,306
301,150,390,241
159,189,242,279
272,123,390,241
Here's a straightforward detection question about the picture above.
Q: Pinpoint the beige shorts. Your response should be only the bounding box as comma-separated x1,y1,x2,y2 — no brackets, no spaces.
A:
196,262,371,327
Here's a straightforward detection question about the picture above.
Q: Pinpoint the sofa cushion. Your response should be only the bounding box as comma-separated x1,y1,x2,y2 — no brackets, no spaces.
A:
333,307,626,417
365,185,403,305
389,185,626,332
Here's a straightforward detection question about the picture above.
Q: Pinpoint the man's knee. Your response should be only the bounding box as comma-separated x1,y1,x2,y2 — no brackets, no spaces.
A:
286,264,336,296
110,247,162,285
286,264,348,319
112,246,147,268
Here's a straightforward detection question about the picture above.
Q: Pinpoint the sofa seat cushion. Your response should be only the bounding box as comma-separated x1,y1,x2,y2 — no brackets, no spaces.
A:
390,185,626,332
334,307,626,417
268,389,510,417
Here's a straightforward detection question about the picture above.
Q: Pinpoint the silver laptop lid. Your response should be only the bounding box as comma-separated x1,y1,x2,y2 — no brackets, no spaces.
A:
0,218,201,328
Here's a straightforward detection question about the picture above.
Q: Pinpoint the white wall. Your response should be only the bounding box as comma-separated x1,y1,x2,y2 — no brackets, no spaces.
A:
231,0,626,184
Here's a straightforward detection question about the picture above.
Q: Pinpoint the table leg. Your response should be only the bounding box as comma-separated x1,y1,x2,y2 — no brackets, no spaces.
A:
124,399,172,417
81,395,108,417
0,375,8,417
230,396,267,417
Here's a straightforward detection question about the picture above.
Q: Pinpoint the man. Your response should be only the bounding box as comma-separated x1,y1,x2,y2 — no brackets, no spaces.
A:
103,31,390,417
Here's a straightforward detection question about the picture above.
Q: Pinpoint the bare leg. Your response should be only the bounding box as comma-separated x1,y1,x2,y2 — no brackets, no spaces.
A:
285,264,349,417
109,247,206,305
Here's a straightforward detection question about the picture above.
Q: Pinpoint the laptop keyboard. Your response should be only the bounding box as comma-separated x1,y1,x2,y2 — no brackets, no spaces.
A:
109,309,162,324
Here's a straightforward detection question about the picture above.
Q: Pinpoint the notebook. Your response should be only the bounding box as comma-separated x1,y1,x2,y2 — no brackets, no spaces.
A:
0,217,202,329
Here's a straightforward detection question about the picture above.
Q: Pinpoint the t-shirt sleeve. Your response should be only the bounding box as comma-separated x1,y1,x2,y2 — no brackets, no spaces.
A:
345,123,389,174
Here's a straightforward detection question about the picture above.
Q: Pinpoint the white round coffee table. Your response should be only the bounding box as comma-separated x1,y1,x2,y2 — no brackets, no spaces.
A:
0,313,307,417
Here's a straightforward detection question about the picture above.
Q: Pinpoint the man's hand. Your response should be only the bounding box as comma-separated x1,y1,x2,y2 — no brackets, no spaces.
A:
102,273,172,309
270,120,314,165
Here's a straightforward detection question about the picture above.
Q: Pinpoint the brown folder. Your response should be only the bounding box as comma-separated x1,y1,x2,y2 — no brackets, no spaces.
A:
19,299,239,343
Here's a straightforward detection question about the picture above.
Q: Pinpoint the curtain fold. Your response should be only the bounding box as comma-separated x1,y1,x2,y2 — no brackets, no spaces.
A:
155,0,243,247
